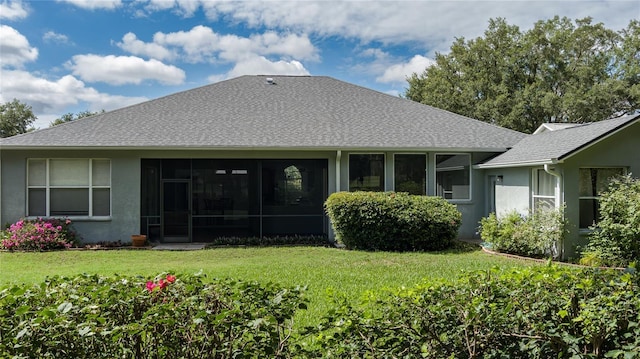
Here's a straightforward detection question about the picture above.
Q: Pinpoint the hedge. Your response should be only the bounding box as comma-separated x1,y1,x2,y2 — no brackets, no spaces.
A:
324,192,462,251
299,265,640,358
0,273,306,358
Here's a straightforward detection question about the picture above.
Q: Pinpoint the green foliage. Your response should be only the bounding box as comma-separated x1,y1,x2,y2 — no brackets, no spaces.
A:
0,98,37,137
479,206,566,259
0,273,307,358
581,175,640,267
205,235,331,247
300,265,640,358
405,17,640,133
49,109,104,127
324,192,462,251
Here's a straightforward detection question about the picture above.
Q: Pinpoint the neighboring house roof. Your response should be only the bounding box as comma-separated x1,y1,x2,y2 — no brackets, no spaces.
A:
478,113,640,168
0,75,525,151
532,123,581,134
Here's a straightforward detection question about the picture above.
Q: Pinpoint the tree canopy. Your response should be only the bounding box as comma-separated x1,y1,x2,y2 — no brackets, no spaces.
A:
405,17,640,133
49,110,104,127
0,99,37,138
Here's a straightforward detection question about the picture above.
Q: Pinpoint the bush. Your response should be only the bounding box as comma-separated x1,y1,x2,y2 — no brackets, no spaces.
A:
299,265,640,358
479,206,565,259
0,217,80,251
0,273,307,358
324,192,462,251
581,174,640,267
206,235,331,247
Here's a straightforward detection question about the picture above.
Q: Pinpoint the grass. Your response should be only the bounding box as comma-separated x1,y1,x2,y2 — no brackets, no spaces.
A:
0,246,539,328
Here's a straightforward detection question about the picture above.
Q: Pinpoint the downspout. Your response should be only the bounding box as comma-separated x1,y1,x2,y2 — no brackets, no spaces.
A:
335,150,341,193
543,163,563,258
543,164,562,209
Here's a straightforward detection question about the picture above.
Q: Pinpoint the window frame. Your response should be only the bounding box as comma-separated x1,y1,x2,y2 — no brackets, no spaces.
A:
531,168,556,210
393,153,427,195
434,153,472,201
347,153,386,192
26,158,112,219
578,167,625,229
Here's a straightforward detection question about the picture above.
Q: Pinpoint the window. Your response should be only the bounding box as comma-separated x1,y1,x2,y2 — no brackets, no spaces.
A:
579,168,624,228
27,159,111,217
349,154,385,191
532,169,556,209
394,154,426,195
435,154,470,200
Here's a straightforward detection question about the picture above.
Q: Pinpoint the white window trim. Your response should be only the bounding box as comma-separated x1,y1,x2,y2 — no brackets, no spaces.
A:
347,153,386,192
531,168,556,209
26,158,112,220
434,153,472,202
578,166,626,229
392,153,428,195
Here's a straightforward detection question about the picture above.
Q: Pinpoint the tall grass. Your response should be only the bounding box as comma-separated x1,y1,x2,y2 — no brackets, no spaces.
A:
0,246,536,327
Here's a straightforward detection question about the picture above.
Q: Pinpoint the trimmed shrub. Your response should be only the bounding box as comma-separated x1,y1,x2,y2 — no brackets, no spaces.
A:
581,174,640,267
206,235,331,247
299,265,640,358
0,273,307,358
1,217,80,251
324,192,462,251
479,206,565,259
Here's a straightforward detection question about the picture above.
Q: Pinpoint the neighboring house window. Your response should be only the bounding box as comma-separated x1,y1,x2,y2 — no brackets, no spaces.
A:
394,154,426,195
435,154,470,200
349,154,385,191
27,159,111,217
532,169,556,209
579,167,624,228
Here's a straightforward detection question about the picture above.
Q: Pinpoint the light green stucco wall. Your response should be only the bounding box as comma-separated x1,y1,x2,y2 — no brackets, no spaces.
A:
483,121,640,260
560,121,640,259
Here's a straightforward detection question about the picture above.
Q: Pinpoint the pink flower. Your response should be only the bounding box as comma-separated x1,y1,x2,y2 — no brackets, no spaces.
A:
146,281,156,292
166,274,176,283
158,279,167,289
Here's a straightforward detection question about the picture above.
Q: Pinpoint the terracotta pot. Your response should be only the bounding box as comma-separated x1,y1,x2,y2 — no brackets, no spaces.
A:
131,235,147,247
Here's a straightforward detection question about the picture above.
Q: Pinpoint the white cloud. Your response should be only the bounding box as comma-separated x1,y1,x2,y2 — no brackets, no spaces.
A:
142,25,319,63
147,1,638,56
116,32,175,61
43,31,71,44
0,69,147,128
377,55,435,84
68,54,185,85
0,25,38,68
57,0,122,10
0,0,28,20
208,56,310,82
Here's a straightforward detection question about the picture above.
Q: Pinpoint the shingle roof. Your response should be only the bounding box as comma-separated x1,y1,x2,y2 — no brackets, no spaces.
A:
0,75,526,150
478,113,640,168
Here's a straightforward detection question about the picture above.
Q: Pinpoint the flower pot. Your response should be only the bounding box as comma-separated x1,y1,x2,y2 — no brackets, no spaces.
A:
131,235,147,247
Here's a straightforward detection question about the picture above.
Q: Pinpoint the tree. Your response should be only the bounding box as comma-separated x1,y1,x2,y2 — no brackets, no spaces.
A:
49,109,104,127
0,99,37,138
405,17,640,133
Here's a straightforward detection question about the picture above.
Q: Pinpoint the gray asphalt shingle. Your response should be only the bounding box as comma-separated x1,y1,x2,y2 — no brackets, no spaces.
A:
479,113,640,167
1,75,526,150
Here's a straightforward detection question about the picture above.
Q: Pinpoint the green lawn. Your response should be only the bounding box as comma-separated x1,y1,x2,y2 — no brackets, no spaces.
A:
0,246,538,327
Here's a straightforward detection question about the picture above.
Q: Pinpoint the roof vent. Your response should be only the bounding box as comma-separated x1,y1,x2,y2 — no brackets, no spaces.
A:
266,77,276,85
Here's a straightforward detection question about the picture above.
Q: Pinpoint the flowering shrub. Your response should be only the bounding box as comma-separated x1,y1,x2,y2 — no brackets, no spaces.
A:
0,272,307,358
0,218,79,251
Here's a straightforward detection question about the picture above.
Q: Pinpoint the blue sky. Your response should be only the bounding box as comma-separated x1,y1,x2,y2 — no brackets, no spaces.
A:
1,0,638,129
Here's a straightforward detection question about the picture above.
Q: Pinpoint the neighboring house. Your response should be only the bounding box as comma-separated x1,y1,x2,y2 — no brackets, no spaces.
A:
477,113,640,259
0,75,525,244
1,75,636,259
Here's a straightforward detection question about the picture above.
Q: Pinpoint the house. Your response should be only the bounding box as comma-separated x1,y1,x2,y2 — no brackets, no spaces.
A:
0,75,526,244
2,75,635,258
477,113,640,259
